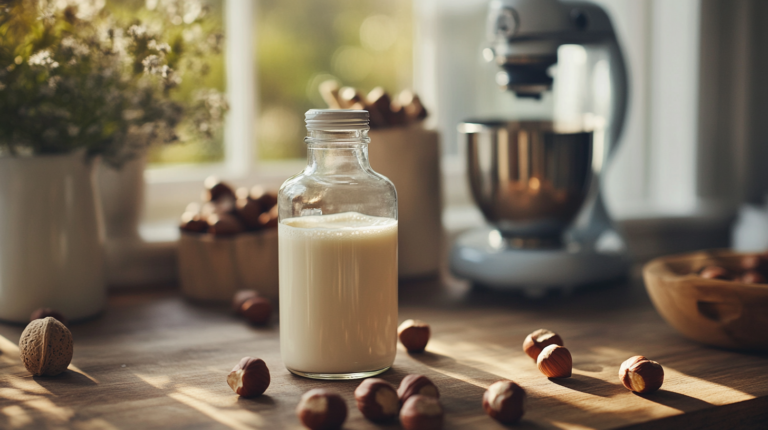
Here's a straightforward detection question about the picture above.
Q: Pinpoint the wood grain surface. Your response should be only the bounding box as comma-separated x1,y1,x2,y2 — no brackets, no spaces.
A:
1,274,767,430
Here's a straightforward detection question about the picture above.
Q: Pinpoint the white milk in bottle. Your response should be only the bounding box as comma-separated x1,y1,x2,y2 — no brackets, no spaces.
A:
278,212,398,376
277,109,398,379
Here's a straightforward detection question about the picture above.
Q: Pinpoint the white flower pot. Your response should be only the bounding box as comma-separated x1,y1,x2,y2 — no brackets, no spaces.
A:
98,155,146,240
0,151,106,323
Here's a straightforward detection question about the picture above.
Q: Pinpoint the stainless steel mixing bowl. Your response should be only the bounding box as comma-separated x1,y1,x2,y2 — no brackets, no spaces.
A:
459,120,593,244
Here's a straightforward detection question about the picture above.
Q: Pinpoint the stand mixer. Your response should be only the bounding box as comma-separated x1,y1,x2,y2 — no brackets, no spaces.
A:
449,0,630,295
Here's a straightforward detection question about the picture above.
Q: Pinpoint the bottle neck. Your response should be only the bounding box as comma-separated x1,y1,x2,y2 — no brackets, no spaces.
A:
304,129,371,174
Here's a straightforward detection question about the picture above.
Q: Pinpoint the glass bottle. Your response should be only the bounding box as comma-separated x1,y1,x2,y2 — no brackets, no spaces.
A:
277,109,398,380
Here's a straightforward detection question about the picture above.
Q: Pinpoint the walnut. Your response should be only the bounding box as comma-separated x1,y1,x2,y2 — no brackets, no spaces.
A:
19,317,73,376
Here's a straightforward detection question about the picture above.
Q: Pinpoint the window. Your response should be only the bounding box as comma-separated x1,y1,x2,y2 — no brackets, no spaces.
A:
140,0,740,236
140,0,413,226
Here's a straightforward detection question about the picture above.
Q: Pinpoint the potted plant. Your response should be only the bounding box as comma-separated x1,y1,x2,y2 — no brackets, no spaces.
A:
0,0,226,322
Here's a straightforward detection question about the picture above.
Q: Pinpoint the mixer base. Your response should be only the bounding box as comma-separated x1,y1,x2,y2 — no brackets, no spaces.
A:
450,227,630,297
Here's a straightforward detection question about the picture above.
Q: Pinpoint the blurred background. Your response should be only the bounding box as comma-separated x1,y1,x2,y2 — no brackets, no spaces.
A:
144,0,768,244
4,0,768,287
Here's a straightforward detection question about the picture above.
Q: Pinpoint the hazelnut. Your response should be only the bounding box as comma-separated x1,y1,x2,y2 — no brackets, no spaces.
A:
398,374,439,404
226,357,270,397
619,356,664,394
741,254,768,272
235,187,250,200
29,308,68,326
741,270,766,284
257,205,278,229
241,297,272,325
338,86,365,108
232,290,259,314
201,200,234,218
398,90,428,121
251,186,278,210
296,389,347,430
207,213,244,236
400,394,443,430
483,380,526,425
536,345,572,378
522,328,563,360
19,317,73,376
204,176,236,202
354,378,399,422
699,265,731,280
179,211,208,233
398,319,430,352
235,197,264,229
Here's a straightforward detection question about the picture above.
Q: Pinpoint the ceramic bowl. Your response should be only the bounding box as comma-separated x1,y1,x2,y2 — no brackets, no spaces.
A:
643,250,768,351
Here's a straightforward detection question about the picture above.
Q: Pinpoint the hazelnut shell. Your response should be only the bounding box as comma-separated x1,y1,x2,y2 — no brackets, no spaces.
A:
398,374,439,405
179,212,208,233
741,254,768,272
482,380,526,424
619,356,664,393
400,394,443,430
699,265,731,280
522,328,563,360
257,205,278,229
204,177,236,202
252,189,277,210
537,345,572,378
741,270,766,284
354,378,399,422
235,197,264,229
19,317,73,376
227,357,270,397
241,297,272,325
208,213,244,236
296,389,347,430
232,290,259,314
398,319,430,352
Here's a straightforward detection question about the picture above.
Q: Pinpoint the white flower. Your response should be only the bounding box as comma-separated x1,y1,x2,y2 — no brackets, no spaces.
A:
183,0,202,24
61,36,89,57
141,54,162,74
28,50,60,69
54,0,105,20
127,25,148,39
148,40,171,53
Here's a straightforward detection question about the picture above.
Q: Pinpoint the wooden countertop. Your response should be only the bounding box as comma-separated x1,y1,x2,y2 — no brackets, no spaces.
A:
1,274,767,430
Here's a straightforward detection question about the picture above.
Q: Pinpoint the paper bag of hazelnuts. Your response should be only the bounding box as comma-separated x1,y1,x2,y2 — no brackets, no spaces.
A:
320,81,443,280
177,177,279,303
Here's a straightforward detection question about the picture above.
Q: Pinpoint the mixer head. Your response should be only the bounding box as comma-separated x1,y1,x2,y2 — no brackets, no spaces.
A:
486,0,615,98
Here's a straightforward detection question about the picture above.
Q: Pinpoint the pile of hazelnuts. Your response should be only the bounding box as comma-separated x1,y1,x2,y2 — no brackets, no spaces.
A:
697,253,768,284
225,319,443,429
524,328,665,392
319,81,428,129
225,322,666,428
475,329,666,425
226,356,445,430
179,176,278,236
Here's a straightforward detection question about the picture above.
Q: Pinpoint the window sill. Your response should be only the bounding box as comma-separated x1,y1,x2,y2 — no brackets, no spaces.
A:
112,203,735,289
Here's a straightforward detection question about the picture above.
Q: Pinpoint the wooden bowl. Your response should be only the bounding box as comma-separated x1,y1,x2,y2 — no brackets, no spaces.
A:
178,230,278,303
643,250,768,351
